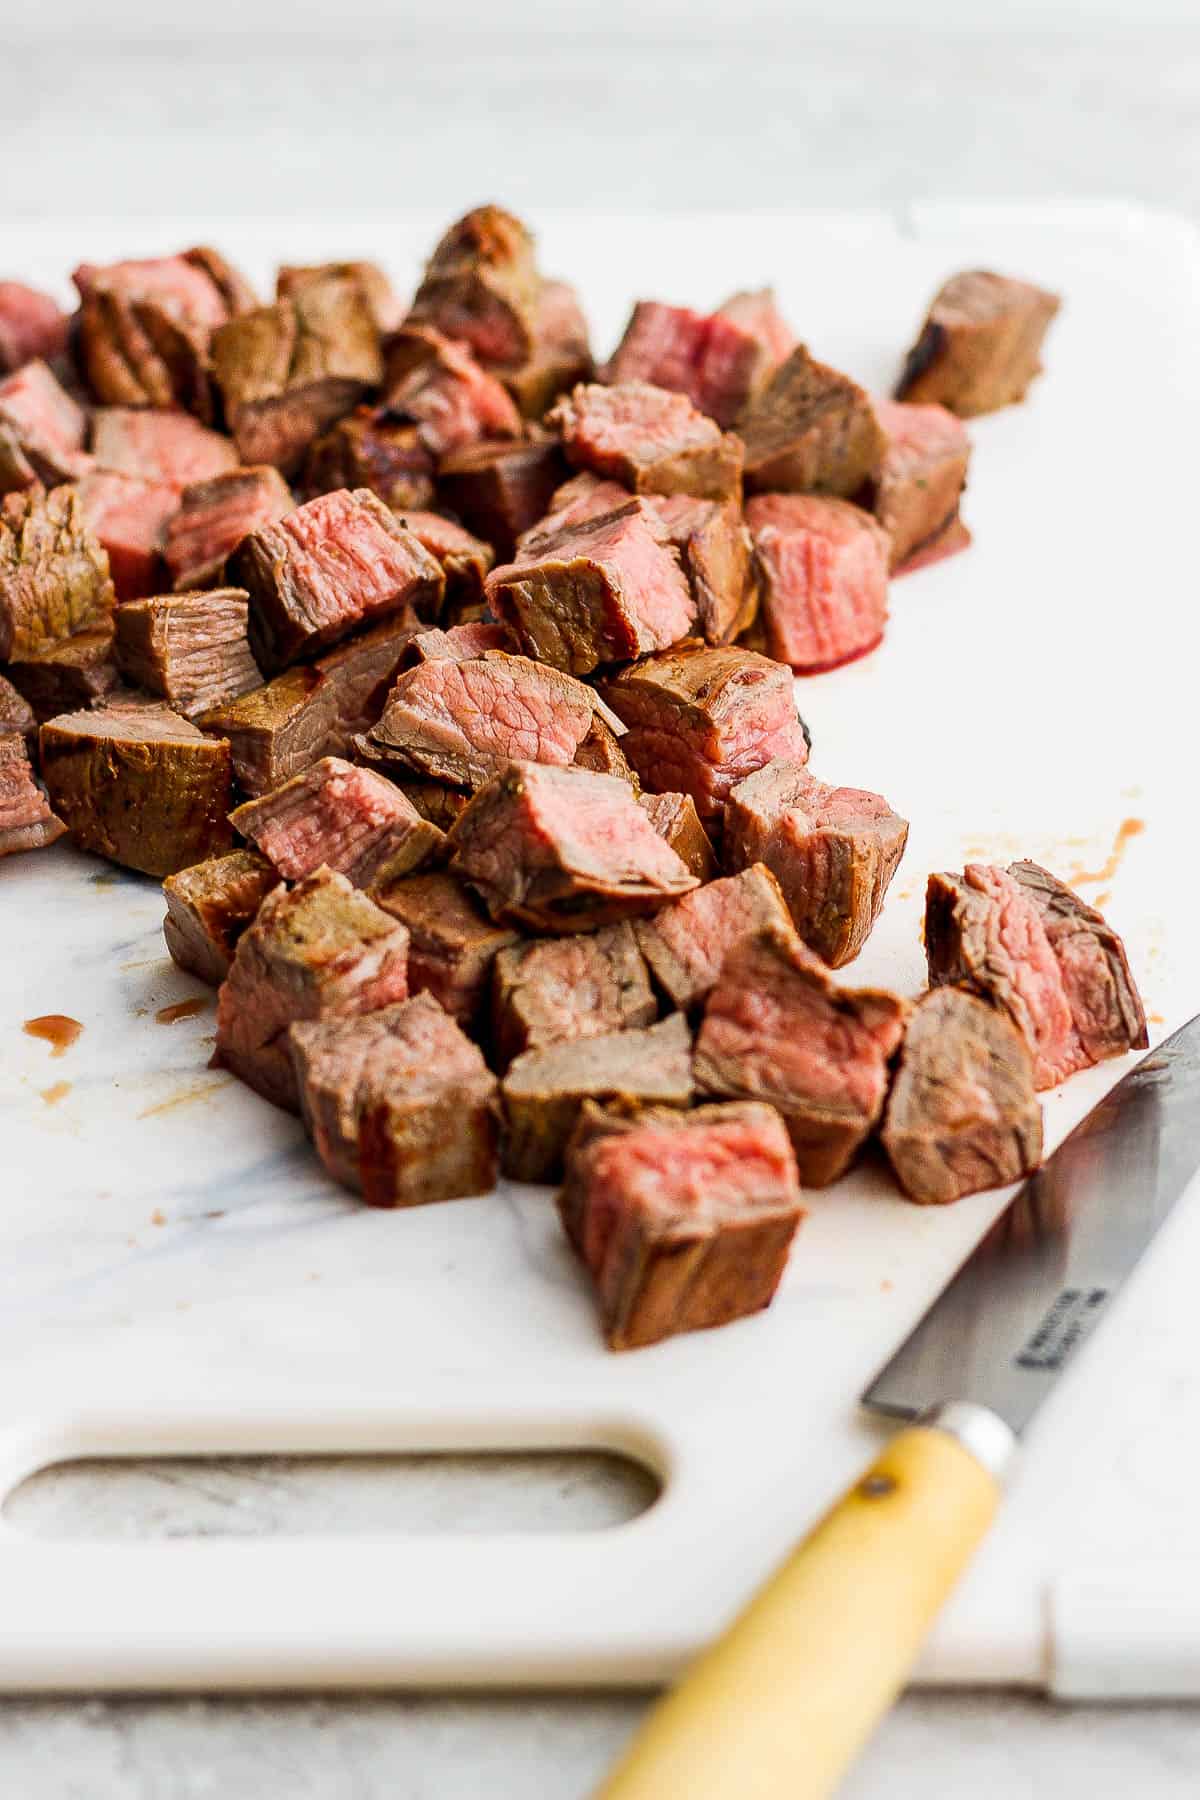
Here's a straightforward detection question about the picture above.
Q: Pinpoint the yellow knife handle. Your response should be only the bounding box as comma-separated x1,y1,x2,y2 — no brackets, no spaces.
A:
595,1408,1011,1800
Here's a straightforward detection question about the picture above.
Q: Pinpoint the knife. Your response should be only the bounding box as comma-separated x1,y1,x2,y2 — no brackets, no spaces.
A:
595,1015,1200,1800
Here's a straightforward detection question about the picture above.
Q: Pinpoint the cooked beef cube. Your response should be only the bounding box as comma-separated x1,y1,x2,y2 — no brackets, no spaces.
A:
486,501,696,676
0,282,70,373
368,651,598,790
372,869,518,1027
599,642,810,822
91,408,238,489
290,992,498,1203
637,791,716,882
114,588,260,720
396,509,494,612
163,465,295,592
559,1099,803,1349
0,360,91,491
492,924,656,1069
695,926,908,1186
573,714,637,785
502,1011,693,1182
925,861,1147,1090
528,470,631,541
361,761,471,832
881,988,1042,1206
230,487,443,674
0,484,114,659
868,399,971,574
229,755,444,889
400,621,511,667
162,847,280,985
407,205,540,371
437,437,568,561
74,248,254,418
724,760,908,967
40,701,233,876
502,279,593,418
449,762,697,934
745,493,889,673
210,276,382,475
603,301,775,428
716,289,797,367
383,324,522,459
737,346,884,498
0,731,65,856
215,865,410,1110
302,407,435,511
895,270,1060,416
74,468,177,600
635,864,794,1011
549,381,743,502
0,671,35,750
5,622,118,721
277,260,401,334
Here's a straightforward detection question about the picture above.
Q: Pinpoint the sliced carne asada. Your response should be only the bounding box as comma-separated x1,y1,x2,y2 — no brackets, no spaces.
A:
637,790,717,882
635,864,795,1012
881,987,1043,1206
0,483,114,660
407,204,540,371
436,437,568,561
724,760,907,967
745,493,890,673
501,1010,693,1183
91,408,238,489
0,360,91,491
74,468,177,600
737,345,884,498
215,865,410,1111
0,282,70,373
383,323,522,459
229,756,444,889
115,588,261,720
230,487,443,674
486,500,696,676
0,731,65,856
715,289,797,367
162,847,280,986
925,861,1147,1089
602,301,775,428
548,381,743,502
40,702,233,876
867,399,971,574
559,1099,803,1350
492,923,656,1069
695,925,908,1185
0,671,36,751
502,279,593,418
449,761,698,934
5,621,118,721
599,642,810,822
302,406,435,512
164,465,295,594
395,510,495,612
210,275,383,475
372,869,518,1028
895,270,1060,416
276,260,401,334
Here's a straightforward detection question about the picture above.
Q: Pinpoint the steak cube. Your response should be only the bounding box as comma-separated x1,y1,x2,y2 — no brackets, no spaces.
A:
230,487,443,674
745,493,889,673
40,702,233,876
637,791,716,881
361,766,471,832
695,926,908,1185
400,621,512,667
302,406,435,511
5,622,118,721
882,987,1043,1205
372,869,518,1027
603,301,773,428
383,323,522,459
216,866,410,1109
407,205,540,371
869,399,971,574
0,484,114,660
163,847,280,986
573,714,637,785
737,346,884,498
115,588,261,719
599,643,810,821
0,360,91,490
559,1099,803,1350
486,501,696,676
725,760,908,967
0,731,65,856
74,468,177,600
925,861,1147,1090
449,762,697,934
635,864,794,1011
502,1010,693,1182
0,282,70,373
436,437,568,561
492,923,656,1069
276,260,401,334
895,270,1061,416
91,408,238,489
502,278,593,418
549,381,743,502
716,289,797,367
395,509,494,612
164,466,295,592
230,755,444,889
0,672,36,751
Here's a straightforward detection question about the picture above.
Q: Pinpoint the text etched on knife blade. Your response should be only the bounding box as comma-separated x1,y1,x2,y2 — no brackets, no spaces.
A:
1016,1287,1110,1372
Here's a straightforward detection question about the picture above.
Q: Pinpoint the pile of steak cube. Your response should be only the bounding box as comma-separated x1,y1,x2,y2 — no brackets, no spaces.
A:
2,209,1148,1352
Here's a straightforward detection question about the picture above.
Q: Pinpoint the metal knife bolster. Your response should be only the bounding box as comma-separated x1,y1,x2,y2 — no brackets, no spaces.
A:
921,1403,1018,1481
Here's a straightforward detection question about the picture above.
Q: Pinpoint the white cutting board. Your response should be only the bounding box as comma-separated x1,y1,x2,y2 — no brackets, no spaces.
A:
1,203,1198,1695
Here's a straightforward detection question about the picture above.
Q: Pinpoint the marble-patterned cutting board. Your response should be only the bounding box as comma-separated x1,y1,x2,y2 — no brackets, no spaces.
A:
1,205,1197,1693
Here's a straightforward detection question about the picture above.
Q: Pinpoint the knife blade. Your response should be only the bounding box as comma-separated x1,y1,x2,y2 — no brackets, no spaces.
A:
595,1018,1200,1800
